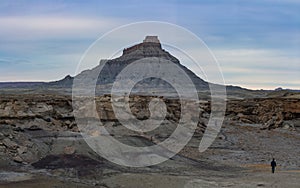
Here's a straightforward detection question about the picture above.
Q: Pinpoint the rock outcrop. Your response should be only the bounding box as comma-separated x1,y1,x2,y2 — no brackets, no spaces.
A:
227,98,300,129
0,95,75,131
0,94,207,165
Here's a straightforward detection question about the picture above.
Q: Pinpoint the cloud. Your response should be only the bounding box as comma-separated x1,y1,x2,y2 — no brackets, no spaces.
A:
0,16,124,40
213,48,300,89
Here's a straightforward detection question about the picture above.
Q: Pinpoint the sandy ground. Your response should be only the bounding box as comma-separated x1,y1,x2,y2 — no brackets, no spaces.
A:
103,171,300,188
1,118,299,187
1,170,299,188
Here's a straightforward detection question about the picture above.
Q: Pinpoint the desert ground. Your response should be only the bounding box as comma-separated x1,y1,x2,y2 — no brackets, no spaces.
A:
0,91,299,187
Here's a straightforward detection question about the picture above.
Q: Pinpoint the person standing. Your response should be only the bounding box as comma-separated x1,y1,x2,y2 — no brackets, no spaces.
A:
271,158,277,173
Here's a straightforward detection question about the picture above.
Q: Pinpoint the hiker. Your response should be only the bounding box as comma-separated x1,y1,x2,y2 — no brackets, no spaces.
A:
271,158,277,173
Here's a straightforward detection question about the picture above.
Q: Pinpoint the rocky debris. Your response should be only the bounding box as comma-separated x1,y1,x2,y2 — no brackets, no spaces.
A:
227,98,300,129
17,146,27,155
0,123,51,165
12,155,23,163
0,93,299,176
1,94,206,169
2,138,18,150
0,95,75,131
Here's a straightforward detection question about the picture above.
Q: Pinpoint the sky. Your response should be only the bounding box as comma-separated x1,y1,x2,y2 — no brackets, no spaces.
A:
0,0,299,90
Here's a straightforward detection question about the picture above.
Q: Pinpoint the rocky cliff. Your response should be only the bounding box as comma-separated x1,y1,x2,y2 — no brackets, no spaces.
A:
227,98,300,129
1,94,299,164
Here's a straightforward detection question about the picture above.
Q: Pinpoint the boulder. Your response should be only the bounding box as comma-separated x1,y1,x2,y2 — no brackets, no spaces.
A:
31,103,53,114
3,138,18,149
13,155,23,163
17,146,27,155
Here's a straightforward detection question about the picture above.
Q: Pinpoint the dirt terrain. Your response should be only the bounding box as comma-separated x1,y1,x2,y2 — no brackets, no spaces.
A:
0,93,299,187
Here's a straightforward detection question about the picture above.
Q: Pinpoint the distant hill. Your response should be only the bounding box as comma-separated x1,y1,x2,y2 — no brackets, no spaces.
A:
0,82,44,88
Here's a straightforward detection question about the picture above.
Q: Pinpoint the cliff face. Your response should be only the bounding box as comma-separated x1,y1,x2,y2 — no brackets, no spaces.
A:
1,94,299,164
0,94,205,164
227,98,300,129
123,36,163,56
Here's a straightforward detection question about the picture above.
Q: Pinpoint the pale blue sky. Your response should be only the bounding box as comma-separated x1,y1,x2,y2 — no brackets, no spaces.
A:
0,0,299,89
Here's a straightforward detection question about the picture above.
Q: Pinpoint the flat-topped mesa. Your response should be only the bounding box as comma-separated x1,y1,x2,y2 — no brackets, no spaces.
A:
143,36,160,43
123,36,162,55
50,35,208,90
